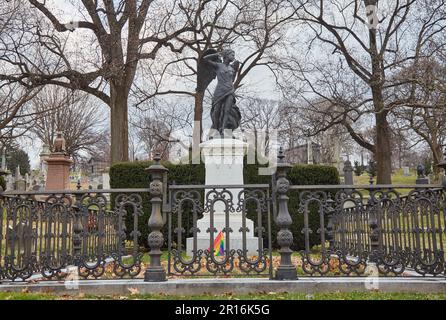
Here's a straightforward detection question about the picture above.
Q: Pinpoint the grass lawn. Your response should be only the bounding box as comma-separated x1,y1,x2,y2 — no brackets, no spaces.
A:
353,168,418,185
0,291,446,300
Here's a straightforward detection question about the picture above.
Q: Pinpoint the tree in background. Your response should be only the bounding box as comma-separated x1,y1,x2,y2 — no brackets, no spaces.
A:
0,0,47,145
393,56,446,175
133,100,193,160
240,98,284,156
7,147,30,176
424,158,433,176
1,0,213,163
367,160,377,179
135,0,300,143
354,161,364,176
30,86,108,164
284,0,446,183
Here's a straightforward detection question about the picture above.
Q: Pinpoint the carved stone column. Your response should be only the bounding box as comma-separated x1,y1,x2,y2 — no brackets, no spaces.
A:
144,154,168,282
275,148,297,280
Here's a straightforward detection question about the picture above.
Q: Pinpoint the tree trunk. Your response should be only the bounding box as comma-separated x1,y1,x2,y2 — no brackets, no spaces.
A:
368,25,392,184
193,91,204,142
110,84,129,164
432,141,442,176
375,111,392,184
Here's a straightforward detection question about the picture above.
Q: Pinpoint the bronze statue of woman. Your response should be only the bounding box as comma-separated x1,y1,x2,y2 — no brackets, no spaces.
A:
197,49,241,137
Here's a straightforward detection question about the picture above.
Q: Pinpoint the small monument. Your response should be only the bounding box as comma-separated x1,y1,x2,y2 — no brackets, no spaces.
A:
343,159,354,185
403,166,410,176
186,48,258,255
416,164,429,184
45,132,73,190
39,144,50,176
14,166,26,191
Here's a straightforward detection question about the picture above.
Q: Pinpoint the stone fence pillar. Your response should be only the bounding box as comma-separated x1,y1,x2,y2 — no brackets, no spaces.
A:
144,154,168,282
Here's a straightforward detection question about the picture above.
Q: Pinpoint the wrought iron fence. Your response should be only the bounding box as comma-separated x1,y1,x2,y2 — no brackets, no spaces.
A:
0,189,148,281
0,153,445,283
290,184,446,277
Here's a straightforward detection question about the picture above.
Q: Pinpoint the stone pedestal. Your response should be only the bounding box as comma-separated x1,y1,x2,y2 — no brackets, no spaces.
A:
45,153,73,191
416,177,429,184
186,138,259,256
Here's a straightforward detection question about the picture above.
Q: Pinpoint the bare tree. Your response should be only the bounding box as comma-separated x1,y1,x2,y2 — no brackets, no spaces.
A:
133,99,193,160
30,86,107,164
0,84,42,144
0,1,51,146
286,0,446,183
394,57,446,175
134,0,300,143
0,0,213,163
240,97,284,155
0,0,20,35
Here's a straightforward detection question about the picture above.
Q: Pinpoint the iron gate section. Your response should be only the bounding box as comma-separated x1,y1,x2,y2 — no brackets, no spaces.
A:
167,184,273,278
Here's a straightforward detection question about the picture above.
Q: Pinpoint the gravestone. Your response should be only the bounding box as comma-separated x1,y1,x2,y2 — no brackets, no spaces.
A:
403,166,410,176
15,166,26,191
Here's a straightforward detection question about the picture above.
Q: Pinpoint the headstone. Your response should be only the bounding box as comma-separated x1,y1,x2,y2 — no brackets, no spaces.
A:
416,164,429,184
39,144,51,176
15,166,26,191
403,166,410,176
186,138,259,256
343,160,354,185
6,175,14,190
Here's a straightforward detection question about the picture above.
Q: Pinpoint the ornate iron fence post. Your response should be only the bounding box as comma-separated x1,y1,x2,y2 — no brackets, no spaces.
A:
73,181,83,266
368,194,379,263
274,148,297,280
144,154,168,282
326,197,336,252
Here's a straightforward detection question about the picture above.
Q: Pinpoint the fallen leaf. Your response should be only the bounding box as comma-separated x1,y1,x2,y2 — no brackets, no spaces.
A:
128,287,140,295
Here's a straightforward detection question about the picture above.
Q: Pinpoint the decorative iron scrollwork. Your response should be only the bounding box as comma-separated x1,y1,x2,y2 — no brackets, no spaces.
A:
167,185,272,277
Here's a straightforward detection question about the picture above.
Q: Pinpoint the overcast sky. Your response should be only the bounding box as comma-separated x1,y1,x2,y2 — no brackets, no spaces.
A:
23,0,284,169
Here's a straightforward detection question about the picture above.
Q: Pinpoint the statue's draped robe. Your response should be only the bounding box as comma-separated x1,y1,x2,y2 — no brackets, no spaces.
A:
210,64,241,133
